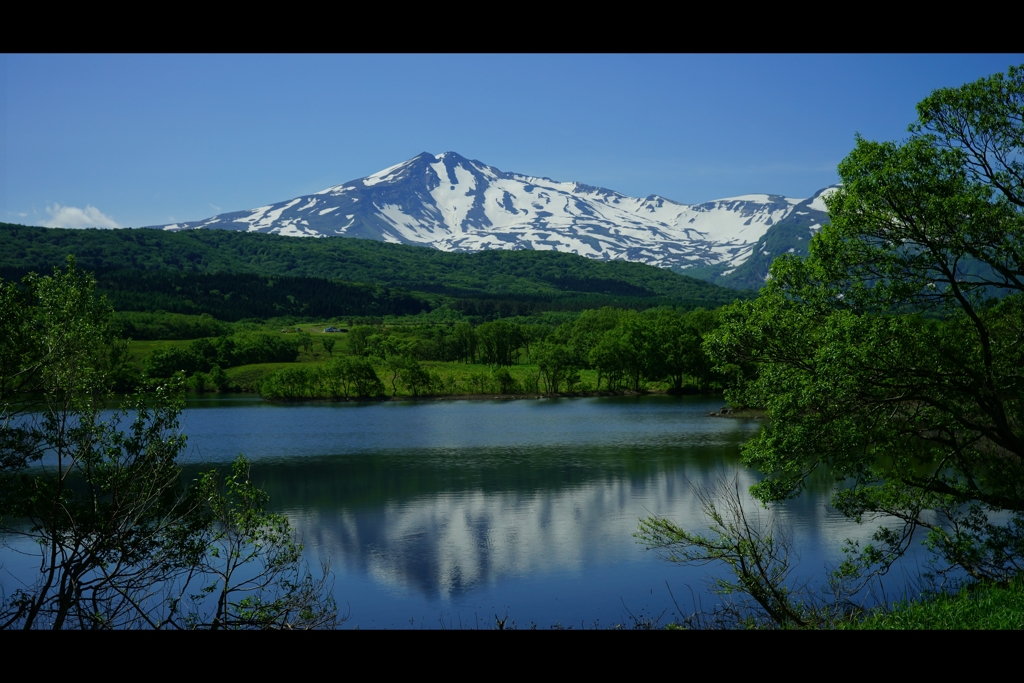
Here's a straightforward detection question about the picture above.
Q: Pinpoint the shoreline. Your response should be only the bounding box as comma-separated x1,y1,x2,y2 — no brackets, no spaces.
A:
240,388,726,404
708,407,766,419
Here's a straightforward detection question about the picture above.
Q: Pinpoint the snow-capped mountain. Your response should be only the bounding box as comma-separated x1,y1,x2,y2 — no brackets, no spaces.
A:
149,152,832,284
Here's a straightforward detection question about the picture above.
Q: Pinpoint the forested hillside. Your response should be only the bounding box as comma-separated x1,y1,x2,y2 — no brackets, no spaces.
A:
0,224,750,318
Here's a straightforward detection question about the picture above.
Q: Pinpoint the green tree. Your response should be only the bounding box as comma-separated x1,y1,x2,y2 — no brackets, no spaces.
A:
563,306,621,369
208,364,230,392
533,341,576,394
298,331,314,357
617,310,656,392
476,321,523,367
518,323,549,364
397,358,432,397
638,476,813,628
261,365,315,400
321,336,336,357
680,309,722,391
0,259,339,629
649,308,704,393
319,356,352,398
189,455,338,629
452,321,477,363
348,357,385,398
589,330,630,391
190,370,209,393
347,326,377,357
492,367,520,394
698,65,1024,582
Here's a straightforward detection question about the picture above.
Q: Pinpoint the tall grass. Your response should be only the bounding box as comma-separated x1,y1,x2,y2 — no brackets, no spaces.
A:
842,578,1024,630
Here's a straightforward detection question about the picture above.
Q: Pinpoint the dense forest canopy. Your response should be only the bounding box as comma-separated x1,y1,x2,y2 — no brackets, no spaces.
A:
0,224,749,319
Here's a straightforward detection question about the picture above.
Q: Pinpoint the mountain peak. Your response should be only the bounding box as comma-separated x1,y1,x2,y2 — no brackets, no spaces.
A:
147,154,832,286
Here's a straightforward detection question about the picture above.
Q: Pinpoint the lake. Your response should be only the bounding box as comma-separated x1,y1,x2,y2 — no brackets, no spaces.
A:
179,394,930,628
1,394,927,628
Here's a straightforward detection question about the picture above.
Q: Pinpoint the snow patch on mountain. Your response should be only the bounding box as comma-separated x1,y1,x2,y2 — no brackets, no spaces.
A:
807,186,838,213
148,152,833,278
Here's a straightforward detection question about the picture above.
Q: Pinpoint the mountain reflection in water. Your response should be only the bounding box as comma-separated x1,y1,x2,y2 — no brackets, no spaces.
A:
5,395,915,628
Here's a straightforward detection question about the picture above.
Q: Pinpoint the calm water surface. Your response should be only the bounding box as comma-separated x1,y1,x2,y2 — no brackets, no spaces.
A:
3,395,925,628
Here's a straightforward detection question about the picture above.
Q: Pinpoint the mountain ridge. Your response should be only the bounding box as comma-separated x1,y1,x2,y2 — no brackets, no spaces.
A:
147,151,834,288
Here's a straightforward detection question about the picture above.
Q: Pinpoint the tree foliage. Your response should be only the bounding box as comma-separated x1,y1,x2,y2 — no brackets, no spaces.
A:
0,259,340,628
703,65,1024,582
638,476,842,628
144,332,299,379
112,311,231,341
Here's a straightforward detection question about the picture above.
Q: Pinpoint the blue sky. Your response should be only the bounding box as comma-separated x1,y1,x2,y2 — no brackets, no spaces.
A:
2,54,1020,229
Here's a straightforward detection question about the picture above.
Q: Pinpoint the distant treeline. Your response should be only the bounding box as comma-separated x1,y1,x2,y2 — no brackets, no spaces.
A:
132,305,728,399
0,224,750,317
96,269,429,321
113,311,232,340
144,333,300,380
257,306,726,400
95,269,711,321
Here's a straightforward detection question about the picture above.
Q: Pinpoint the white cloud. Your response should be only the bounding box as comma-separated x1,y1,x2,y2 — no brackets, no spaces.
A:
43,204,121,230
